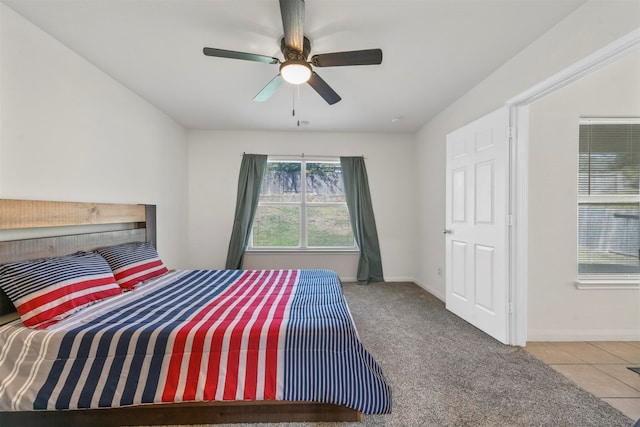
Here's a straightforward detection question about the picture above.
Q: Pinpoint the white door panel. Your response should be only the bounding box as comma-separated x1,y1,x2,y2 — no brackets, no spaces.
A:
451,241,467,299
475,161,494,224
452,169,467,222
445,107,509,344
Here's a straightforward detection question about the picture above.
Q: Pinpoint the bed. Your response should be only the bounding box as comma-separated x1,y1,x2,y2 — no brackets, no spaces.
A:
0,199,391,426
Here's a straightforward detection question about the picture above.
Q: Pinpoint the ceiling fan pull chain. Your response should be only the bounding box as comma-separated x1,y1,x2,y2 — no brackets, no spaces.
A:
292,85,296,117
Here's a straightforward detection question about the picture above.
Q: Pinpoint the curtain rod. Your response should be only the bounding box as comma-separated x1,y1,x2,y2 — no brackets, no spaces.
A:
241,152,366,159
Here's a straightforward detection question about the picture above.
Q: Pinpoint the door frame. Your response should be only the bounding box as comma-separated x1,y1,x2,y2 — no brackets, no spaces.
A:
506,28,640,346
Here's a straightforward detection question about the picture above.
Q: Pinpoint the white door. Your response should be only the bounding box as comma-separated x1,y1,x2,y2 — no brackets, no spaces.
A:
445,107,510,344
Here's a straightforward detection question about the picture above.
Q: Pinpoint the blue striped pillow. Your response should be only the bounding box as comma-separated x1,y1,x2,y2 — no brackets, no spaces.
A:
0,252,121,328
96,242,168,290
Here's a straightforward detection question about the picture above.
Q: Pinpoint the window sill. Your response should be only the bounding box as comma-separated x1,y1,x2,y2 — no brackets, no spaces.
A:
574,279,639,290
246,249,360,254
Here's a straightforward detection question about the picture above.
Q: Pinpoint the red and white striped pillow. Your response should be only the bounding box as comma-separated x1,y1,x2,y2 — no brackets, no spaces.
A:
96,242,168,290
0,252,122,328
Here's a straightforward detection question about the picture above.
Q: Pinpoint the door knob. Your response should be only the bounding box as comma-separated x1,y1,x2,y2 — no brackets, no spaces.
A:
443,229,453,234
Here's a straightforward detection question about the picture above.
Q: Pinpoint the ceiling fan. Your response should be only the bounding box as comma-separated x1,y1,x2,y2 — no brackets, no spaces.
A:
203,0,383,105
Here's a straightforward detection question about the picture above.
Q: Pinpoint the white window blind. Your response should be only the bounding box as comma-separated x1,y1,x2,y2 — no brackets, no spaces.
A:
578,121,639,280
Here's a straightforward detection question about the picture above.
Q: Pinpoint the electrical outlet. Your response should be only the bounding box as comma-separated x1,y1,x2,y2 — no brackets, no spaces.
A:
437,267,442,276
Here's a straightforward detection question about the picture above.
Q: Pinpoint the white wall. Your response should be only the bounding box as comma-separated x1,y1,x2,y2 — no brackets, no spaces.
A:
0,4,189,268
527,52,640,341
187,130,417,282
415,0,640,310
3,0,638,338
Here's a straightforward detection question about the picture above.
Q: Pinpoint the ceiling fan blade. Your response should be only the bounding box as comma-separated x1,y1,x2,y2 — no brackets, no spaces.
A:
307,72,341,105
279,0,305,53
311,49,383,67
203,47,279,64
253,75,284,102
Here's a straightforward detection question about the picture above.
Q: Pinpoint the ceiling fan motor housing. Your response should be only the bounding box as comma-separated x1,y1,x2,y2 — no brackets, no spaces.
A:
281,36,312,61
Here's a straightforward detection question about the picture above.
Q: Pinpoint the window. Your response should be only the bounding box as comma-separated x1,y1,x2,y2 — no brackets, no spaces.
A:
578,120,639,282
249,158,356,250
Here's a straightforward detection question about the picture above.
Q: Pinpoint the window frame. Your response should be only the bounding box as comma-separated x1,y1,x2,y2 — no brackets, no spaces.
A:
576,119,640,289
247,156,358,252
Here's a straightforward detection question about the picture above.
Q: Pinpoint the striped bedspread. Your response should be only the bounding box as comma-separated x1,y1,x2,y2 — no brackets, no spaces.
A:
0,269,391,414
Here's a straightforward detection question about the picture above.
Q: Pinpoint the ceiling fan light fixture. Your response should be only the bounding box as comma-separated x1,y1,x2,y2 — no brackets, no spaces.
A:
280,60,312,84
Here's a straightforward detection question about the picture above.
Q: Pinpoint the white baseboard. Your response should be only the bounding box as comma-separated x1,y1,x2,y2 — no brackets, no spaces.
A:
383,276,415,283
339,276,415,284
413,279,446,302
527,329,640,342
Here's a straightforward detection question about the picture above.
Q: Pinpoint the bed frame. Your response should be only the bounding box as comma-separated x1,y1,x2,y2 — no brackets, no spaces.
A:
0,199,361,426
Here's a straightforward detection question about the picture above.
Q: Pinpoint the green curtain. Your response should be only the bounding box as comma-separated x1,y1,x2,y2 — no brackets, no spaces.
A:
340,156,384,284
225,154,268,269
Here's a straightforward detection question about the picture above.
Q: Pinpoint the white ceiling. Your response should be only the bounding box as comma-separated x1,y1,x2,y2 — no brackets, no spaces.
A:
3,0,584,133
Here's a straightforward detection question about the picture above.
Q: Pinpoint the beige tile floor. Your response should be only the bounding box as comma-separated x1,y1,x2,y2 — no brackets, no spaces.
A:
524,341,640,422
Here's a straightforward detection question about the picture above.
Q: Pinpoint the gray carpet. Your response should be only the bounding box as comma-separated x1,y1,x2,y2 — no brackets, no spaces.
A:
340,282,634,427
156,281,635,427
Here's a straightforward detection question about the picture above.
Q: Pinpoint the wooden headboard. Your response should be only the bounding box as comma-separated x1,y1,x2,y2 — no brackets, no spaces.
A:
0,199,157,319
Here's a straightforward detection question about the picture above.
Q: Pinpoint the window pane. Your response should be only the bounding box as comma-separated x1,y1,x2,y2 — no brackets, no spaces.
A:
578,203,639,276
306,162,346,203
261,162,301,202
252,205,300,247
307,206,354,247
579,123,640,195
